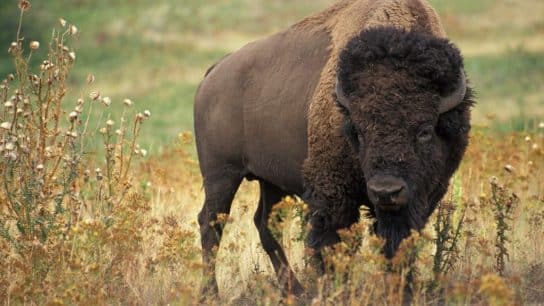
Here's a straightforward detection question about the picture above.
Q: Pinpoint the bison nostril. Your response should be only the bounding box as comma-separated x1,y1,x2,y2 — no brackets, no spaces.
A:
367,175,409,207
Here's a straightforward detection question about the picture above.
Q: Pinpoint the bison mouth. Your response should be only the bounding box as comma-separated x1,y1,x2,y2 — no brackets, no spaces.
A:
376,203,403,212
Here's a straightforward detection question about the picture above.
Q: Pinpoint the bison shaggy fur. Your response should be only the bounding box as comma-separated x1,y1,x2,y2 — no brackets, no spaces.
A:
193,0,474,298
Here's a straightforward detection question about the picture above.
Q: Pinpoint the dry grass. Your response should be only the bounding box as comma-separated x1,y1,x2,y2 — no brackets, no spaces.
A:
0,1,544,305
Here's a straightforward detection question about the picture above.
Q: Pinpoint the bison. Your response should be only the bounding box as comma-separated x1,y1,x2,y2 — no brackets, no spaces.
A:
194,0,473,297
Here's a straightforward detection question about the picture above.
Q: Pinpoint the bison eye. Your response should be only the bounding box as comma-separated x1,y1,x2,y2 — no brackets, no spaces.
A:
417,126,434,143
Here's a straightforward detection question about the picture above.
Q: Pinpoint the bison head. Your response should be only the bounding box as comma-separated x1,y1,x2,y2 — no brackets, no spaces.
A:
336,27,473,257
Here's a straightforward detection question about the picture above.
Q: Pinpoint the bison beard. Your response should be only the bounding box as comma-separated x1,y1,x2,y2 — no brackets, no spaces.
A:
374,203,424,258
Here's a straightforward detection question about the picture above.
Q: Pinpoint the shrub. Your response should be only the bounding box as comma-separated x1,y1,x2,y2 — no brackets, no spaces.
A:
0,1,153,303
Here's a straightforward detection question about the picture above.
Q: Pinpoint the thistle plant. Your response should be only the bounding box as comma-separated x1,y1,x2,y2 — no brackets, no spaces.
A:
0,1,151,302
432,201,465,277
0,0,80,250
430,178,466,294
488,177,519,276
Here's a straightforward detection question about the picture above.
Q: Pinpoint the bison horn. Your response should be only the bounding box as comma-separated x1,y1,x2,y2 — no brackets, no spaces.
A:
335,78,350,109
439,70,466,114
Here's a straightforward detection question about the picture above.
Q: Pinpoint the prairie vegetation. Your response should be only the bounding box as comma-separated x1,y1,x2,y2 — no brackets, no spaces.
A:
0,0,543,305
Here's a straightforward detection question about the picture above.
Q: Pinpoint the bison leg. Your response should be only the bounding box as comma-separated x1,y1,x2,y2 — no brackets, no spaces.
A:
384,244,418,306
254,181,304,296
198,169,243,298
306,202,361,275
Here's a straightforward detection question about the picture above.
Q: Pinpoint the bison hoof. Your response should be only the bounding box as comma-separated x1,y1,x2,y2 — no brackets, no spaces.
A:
199,281,219,302
290,280,305,296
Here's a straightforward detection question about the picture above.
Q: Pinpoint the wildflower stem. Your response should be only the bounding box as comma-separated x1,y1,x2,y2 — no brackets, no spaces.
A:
15,4,24,43
117,108,127,181
121,118,141,185
80,97,93,154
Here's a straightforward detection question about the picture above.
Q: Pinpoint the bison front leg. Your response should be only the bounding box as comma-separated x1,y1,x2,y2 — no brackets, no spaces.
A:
306,199,361,275
254,181,304,296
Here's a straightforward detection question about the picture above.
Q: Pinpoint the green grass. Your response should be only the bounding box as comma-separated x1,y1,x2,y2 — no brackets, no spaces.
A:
490,116,544,133
468,50,544,96
0,0,543,153
466,49,544,123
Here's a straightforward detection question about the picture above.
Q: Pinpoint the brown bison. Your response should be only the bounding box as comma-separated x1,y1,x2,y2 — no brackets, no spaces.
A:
194,0,473,297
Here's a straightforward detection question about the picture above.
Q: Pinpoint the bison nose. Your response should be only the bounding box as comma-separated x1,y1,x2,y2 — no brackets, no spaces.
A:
367,175,409,210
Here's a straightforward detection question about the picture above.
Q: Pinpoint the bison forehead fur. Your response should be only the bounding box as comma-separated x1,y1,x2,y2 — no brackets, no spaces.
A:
338,26,463,97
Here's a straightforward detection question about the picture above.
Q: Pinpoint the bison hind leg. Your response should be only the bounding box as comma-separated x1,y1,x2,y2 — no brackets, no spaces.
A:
254,180,304,297
198,167,243,300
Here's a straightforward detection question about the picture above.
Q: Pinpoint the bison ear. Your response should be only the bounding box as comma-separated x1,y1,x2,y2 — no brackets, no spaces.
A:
335,79,350,110
437,85,474,140
438,70,467,114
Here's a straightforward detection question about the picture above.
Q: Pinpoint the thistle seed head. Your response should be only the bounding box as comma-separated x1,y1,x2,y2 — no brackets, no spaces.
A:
8,42,18,54
1,122,12,130
69,25,78,36
90,92,101,101
30,41,40,50
102,97,111,106
69,111,78,122
18,0,31,11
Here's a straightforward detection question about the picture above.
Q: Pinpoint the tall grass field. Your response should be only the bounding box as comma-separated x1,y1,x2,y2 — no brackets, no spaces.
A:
0,0,543,305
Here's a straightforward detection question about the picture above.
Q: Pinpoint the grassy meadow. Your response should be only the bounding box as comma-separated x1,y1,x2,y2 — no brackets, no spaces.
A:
0,0,543,305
